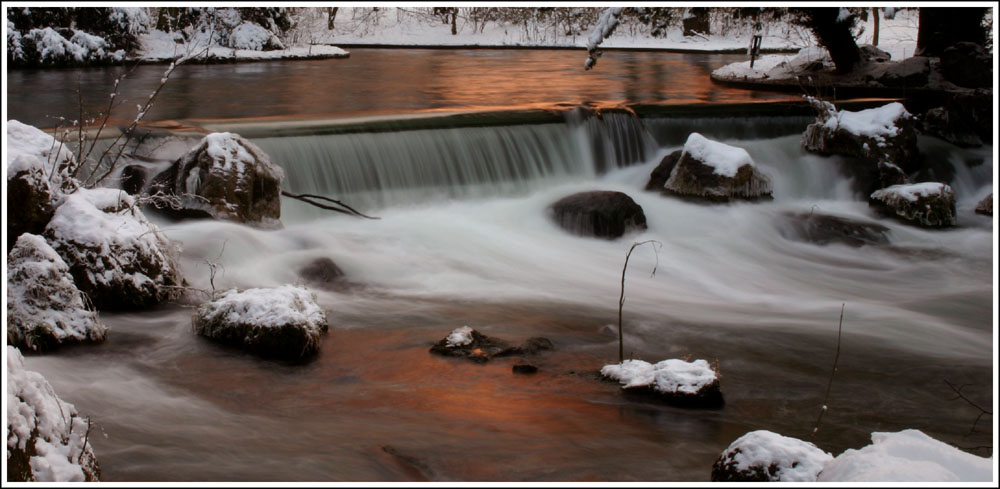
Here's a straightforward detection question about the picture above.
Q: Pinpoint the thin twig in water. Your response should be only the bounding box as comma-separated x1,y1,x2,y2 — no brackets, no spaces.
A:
78,417,92,464
943,379,992,437
281,190,380,219
812,303,845,439
617,240,662,364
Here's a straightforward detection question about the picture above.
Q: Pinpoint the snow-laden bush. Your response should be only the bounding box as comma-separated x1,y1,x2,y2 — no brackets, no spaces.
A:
7,7,149,66
7,346,101,482
229,21,284,50
7,234,107,352
43,187,184,310
712,430,833,481
193,285,328,359
16,27,125,66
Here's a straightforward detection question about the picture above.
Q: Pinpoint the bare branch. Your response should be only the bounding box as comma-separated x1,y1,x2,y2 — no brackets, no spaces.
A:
617,239,663,363
812,303,845,439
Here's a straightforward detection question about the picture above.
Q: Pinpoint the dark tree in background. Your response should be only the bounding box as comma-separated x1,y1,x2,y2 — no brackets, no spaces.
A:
790,7,861,74
916,7,990,56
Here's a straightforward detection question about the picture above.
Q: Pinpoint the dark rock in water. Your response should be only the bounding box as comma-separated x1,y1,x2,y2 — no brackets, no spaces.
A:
777,211,891,247
869,182,956,228
429,326,554,363
298,257,345,287
662,134,772,203
119,165,149,196
6,164,55,252
975,193,992,216
549,191,647,239
512,363,539,375
148,132,284,226
711,430,832,482
940,42,992,89
645,149,683,191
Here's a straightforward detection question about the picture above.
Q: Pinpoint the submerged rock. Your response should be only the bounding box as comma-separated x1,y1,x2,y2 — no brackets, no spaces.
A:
601,358,724,408
7,346,101,482
193,285,328,360
43,188,184,310
663,133,772,202
512,363,539,375
777,211,891,247
149,132,284,225
869,182,956,228
297,257,345,288
974,193,992,216
549,191,647,239
7,234,107,352
712,430,832,482
429,326,554,363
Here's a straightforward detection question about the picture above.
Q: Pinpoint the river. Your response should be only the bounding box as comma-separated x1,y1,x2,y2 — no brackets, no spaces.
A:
8,48,995,482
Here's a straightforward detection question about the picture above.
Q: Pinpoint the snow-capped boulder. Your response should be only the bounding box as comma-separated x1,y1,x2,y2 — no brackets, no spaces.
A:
663,133,772,202
777,211,890,247
601,358,723,408
429,326,554,363
869,182,956,228
974,193,992,216
711,430,833,482
43,187,184,310
7,234,107,352
149,132,284,225
802,98,920,177
193,285,328,360
645,149,682,191
7,346,101,482
549,191,647,239
6,120,78,251
816,429,992,482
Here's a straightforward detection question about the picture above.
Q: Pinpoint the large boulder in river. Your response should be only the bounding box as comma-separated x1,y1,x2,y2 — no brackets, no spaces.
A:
43,188,184,310
776,212,890,247
297,257,345,288
7,234,107,352
6,120,78,251
975,193,992,216
7,346,101,482
711,430,832,482
601,358,724,408
193,285,328,360
802,98,920,176
869,182,956,228
549,191,647,239
429,326,554,363
149,132,284,225
663,133,772,202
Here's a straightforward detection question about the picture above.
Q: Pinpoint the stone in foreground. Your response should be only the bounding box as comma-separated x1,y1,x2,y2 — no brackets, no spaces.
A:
430,326,554,363
868,182,956,228
663,133,772,202
549,190,647,239
7,346,101,482
7,234,107,352
193,285,328,360
817,430,992,482
601,358,723,408
712,430,832,482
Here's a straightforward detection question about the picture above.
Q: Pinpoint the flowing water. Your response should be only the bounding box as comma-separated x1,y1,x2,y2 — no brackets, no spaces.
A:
10,49,995,482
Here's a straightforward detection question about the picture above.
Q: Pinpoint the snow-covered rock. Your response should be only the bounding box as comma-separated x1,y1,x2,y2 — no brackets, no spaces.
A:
974,193,992,216
7,234,107,352
6,346,101,482
149,132,284,225
601,358,723,407
229,21,284,51
711,46,834,82
817,429,992,482
193,285,328,360
802,98,920,178
711,430,833,482
429,326,554,363
869,182,956,228
549,190,647,239
662,133,772,202
6,120,79,249
43,187,184,310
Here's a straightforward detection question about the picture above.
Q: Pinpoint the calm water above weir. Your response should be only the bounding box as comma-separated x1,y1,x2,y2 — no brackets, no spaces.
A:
11,48,995,482
6,48,796,127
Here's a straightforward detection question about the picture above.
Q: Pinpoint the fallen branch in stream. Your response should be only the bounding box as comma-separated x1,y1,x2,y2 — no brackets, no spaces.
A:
617,240,662,364
281,190,380,220
812,303,845,440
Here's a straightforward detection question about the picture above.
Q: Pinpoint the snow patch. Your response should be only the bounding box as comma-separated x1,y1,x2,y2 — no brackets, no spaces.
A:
6,120,77,191
871,182,951,203
601,358,718,394
825,102,910,139
817,430,993,482
229,21,282,51
200,285,327,331
682,133,755,177
445,326,475,347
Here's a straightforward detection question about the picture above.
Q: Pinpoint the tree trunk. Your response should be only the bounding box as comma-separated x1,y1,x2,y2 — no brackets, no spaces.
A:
916,7,988,57
451,10,457,35
872,7,880,46
327,7,338,30
796,7,861,74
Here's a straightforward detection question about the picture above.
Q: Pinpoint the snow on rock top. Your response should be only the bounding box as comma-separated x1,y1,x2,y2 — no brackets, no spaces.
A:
6,119,77,189
817,429,993,482
601,358,718,394
6,346,100,482
229,21,282,51
714,430,833,482
201,285,327,331
712,46,833,81
445,326,475,347
825,102,911,139
870,182,951,203
682,132,755,177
